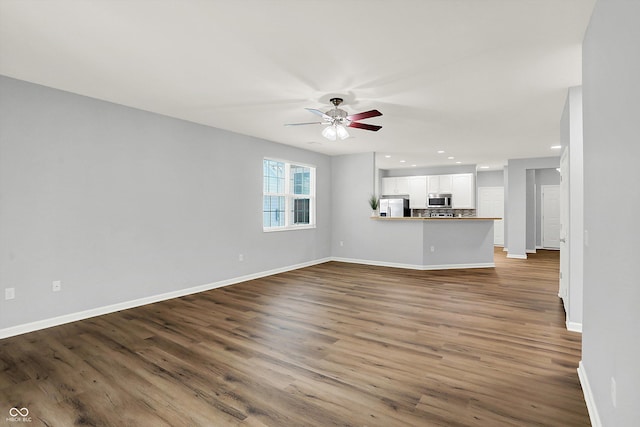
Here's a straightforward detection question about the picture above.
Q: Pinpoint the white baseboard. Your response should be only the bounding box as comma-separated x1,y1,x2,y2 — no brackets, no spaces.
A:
331,257,423,270
506,253,528,259
0,257,331,339
331,257,494,271
566,320,582,333
526,249,537,254
578,361,602,427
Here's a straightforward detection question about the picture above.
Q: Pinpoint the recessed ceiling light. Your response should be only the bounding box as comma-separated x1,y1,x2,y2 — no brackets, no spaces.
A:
448,156,454,160
385,155,392,158
551,145,561,149
480,166,489,169
456,161,462,164
411,164,417,167
400,160,406,163
437,150,445,154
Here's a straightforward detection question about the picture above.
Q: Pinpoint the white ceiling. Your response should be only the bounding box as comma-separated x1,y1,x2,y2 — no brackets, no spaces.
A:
0,0,595,170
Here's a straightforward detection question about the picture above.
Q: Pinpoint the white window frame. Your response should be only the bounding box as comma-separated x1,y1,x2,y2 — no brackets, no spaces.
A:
263,158,316,232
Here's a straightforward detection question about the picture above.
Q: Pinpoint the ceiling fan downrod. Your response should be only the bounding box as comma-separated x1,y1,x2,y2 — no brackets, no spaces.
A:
330,97,344,108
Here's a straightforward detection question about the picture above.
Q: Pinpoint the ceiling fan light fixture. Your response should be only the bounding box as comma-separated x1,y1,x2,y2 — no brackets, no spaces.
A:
336,124,349,140
322,125,337,141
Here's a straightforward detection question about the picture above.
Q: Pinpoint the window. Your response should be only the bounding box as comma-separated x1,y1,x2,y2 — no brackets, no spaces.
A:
263,159,316,231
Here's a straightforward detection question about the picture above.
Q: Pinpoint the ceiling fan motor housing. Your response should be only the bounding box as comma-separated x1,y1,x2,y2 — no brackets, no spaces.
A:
327,98,348,123
327,109,348,121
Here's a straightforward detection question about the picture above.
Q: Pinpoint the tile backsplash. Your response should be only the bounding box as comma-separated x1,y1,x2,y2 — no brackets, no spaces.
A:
412,208,477,218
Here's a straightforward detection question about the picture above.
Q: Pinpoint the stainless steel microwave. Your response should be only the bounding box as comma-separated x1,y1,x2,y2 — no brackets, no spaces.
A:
427,193,452,208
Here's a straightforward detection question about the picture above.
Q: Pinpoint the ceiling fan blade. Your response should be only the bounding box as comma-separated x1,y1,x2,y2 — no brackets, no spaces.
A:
346,109,383,121
305,108,332,120
284,121,323,127
348,122,382,132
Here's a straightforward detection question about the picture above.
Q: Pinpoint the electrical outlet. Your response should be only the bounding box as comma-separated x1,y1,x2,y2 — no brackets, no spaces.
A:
5,287,15,300
339,241,344,247
238,254,244,262
430,245,435,252
52,280,61,292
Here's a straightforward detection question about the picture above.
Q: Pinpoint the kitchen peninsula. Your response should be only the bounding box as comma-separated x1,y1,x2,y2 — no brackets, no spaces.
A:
367,216,500,270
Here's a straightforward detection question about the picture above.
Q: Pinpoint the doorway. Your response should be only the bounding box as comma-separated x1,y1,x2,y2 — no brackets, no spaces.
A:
541,185,561,249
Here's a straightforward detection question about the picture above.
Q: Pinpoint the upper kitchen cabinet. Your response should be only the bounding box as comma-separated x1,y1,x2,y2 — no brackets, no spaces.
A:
427,175,453,194
407,176,427,208
451,173,476,208
381,176,409,195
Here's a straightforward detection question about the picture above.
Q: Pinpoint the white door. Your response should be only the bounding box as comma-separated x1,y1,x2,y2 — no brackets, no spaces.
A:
559,148,570,310
477,187,504,246
541,185,561,248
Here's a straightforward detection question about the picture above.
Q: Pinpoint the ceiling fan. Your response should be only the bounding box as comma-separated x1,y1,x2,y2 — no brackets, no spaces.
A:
285,97,382,140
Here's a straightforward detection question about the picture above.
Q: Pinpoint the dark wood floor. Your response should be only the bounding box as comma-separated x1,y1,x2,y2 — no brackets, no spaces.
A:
1,248,589,426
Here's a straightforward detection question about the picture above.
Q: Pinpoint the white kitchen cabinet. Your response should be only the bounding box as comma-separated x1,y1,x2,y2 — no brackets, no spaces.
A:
381,177,409,196
451,173,476,208
407,176,427,208
427,175,453,194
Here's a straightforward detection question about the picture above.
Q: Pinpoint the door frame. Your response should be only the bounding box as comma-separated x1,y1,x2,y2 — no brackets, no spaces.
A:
559,148,570,313
541,184,561,249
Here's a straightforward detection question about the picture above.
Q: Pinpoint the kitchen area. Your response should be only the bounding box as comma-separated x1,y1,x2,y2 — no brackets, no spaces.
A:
365,168,501,270
378,172,478,218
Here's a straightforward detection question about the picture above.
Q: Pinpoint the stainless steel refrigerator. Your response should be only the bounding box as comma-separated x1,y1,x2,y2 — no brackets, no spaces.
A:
379,198,410,217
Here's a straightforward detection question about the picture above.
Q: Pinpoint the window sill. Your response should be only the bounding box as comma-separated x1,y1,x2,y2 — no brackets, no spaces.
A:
263,225,317,232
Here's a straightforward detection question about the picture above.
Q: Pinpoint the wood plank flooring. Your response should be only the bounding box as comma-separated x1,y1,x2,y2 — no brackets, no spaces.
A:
0,249,589,426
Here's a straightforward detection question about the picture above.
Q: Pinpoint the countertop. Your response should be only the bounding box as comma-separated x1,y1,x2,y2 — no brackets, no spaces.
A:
371,216,502,221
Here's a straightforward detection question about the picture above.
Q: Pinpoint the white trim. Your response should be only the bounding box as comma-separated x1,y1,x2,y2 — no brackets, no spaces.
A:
263,224,316,233
566,320,582,333
331,257,495,271
526,249,537,254
578,361,602,427
507,253,528,259
0,257,331,339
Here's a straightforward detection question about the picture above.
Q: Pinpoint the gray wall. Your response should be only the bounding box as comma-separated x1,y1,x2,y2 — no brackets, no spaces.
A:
526,169,536,252
332,153,426,265
332,153,420,266
476,170,504,187
582,1,640,425
0,76,332,330
331,153,379,260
